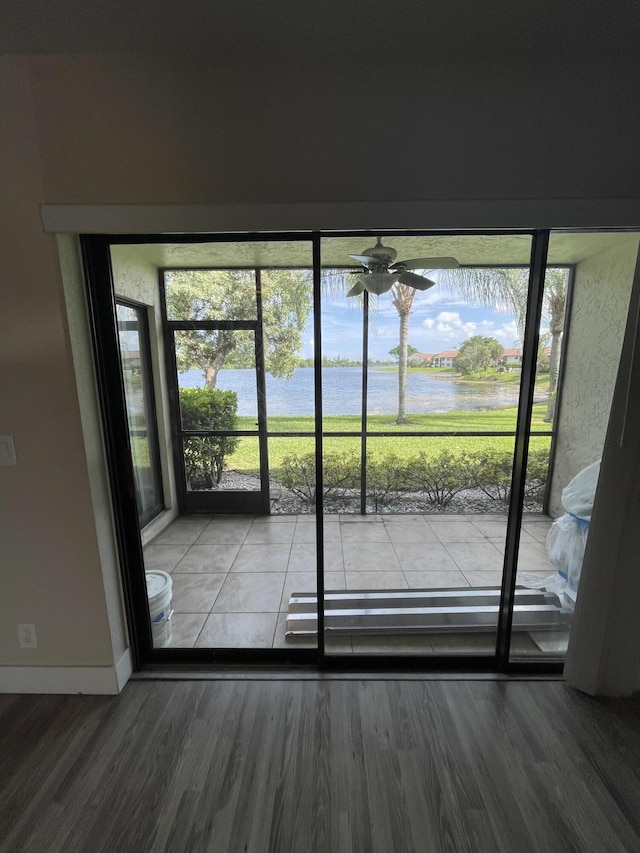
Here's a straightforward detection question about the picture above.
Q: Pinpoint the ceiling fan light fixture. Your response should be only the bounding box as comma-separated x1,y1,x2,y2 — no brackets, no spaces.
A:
347,239,460,296
362,272,397,295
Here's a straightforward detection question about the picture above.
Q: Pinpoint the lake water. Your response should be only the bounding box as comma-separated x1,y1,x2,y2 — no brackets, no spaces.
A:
179,367,521,416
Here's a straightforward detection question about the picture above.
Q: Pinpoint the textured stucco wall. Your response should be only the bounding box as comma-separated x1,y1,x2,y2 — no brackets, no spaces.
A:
550,237,640,515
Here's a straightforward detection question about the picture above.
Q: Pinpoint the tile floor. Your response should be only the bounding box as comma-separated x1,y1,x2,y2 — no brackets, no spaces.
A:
143,512,561,654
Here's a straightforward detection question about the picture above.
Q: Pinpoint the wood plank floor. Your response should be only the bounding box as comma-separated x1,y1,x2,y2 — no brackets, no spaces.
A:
1,679,640,852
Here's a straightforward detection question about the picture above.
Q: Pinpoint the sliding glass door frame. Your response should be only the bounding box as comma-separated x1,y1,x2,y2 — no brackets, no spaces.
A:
81,230,563,674
496,230,549,666
315,229,559,672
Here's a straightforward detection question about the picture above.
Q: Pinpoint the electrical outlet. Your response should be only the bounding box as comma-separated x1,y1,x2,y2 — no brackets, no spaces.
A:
18,623,37,649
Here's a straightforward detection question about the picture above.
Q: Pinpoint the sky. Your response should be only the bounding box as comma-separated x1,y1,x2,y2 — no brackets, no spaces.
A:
304,278,524,362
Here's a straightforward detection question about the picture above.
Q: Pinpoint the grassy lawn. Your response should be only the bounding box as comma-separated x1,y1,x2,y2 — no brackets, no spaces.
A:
230,402,552,476
258,401,548,433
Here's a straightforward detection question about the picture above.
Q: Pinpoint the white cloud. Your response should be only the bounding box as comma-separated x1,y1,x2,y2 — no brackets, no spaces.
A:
436,311,461,324
493,320,519,343
422,311,474,342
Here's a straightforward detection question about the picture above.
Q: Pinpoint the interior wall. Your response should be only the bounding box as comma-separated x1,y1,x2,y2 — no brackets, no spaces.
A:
57,235,130,667
111,249,178,532
0,60,114,678
26,54,640,205
549,237,640,515
2,50,640,691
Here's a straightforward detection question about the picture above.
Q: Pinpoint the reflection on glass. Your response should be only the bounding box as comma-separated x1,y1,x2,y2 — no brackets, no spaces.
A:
116,303,163,525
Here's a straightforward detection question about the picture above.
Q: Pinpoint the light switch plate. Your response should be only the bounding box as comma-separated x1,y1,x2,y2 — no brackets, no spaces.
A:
0,435,17,465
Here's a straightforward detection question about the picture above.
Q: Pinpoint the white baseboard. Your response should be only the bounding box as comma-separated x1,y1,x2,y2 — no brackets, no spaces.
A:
115,648,134,691
0,650,134,695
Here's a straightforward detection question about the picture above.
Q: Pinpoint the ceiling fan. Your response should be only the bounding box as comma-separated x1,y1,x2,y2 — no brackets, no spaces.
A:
347,237,460,296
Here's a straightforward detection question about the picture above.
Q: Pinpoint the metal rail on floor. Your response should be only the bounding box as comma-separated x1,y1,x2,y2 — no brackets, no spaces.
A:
286,587,572,636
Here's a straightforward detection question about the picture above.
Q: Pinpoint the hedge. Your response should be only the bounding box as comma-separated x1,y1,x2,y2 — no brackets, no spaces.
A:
179,387,240,488
279,445,549,509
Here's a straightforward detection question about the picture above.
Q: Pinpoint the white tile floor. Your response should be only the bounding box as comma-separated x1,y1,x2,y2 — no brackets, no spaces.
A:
143,512,560,654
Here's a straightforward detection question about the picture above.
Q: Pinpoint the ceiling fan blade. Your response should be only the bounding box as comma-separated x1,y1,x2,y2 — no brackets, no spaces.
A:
348,253,381,266
397,271,436,290
346,280,366,297
391,256,460,271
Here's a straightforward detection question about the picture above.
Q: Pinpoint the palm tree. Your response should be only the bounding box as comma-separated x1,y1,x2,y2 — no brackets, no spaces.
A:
391,282,417,424
323,269,414,423
440,267,568,422
541,269,568,422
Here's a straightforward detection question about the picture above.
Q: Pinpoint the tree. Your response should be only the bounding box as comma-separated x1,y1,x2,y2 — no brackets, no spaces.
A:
441,267,568,421
326,270,419,425
391,283,417,424
456,335,504,375
165,268,313,387
542,269,567,421
389,343,418,362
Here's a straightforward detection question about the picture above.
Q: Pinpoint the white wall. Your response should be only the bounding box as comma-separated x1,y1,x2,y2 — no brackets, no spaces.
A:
2,51,640,692
549,237,640,515
0,60,122,692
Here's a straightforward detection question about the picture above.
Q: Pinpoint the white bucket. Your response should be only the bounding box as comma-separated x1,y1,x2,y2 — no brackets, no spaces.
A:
145,570,173,647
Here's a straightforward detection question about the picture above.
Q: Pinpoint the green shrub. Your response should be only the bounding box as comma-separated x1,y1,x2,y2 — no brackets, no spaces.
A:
277,443,550,510
471,448,513,503
179,387,240,487
367,454,414,511
280,450,361,505
470,445,550,503
324,451,361,503
280,453,317,503
524,445,550,500
408,451,474,507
